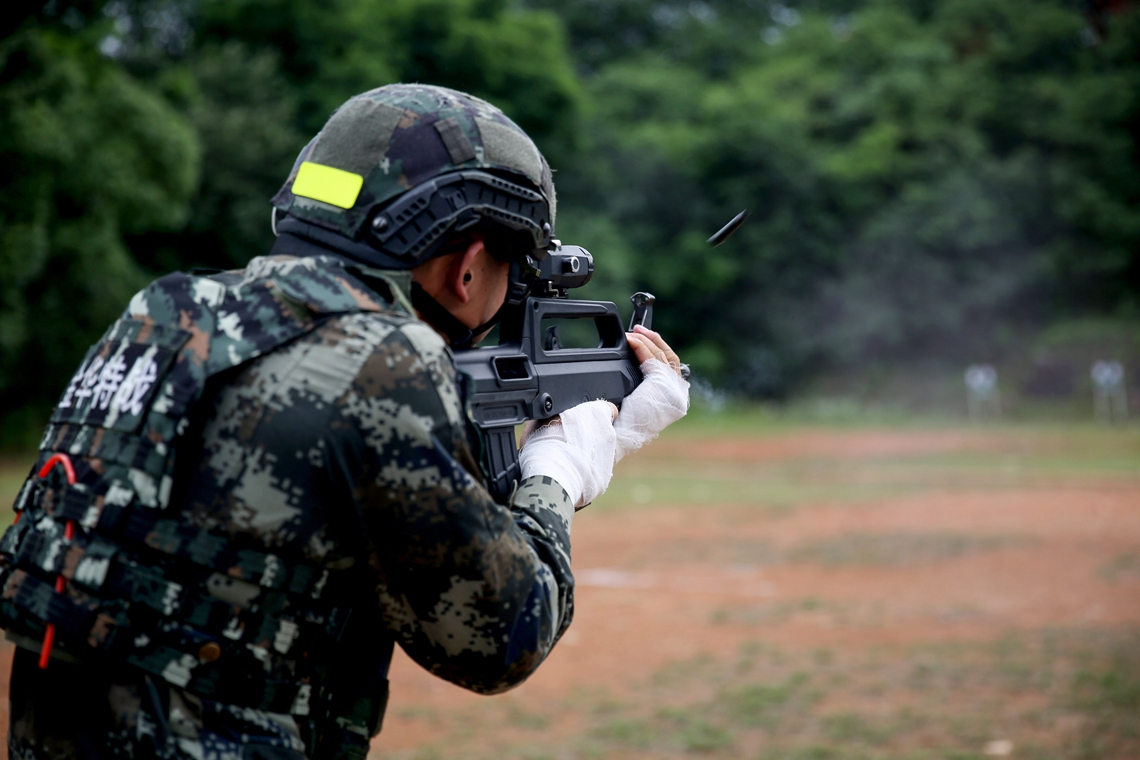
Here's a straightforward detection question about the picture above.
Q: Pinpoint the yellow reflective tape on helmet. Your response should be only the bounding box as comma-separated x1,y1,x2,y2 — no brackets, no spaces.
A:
291,162,364,209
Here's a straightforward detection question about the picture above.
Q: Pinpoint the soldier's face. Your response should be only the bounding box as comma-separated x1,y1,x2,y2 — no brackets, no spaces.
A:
410,239,512,344
470,254,511,343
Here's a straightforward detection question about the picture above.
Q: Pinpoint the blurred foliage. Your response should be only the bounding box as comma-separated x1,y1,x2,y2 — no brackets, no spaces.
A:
0,0,580,440
547,0,1140,394
1,0,1138,437
0,22,197,442
191,0,581,154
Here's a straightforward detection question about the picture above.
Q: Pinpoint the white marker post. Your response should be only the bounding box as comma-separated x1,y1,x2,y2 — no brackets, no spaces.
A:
965,364,1000,422
1091,360,1128,424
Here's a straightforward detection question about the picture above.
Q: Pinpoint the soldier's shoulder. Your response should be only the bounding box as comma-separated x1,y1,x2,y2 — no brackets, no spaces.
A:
322,308,439,348
392,317,451,364
273,310,454,409
328,311,454,387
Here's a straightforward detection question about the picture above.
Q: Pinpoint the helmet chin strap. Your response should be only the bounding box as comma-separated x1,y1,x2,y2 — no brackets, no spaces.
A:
272,216,516,350
410,282,504,350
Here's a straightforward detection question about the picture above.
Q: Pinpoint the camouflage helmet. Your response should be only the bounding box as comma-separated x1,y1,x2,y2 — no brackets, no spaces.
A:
272,84,556,268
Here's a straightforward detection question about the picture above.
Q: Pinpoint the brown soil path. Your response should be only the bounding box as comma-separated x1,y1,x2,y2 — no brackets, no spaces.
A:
373,427,1140,756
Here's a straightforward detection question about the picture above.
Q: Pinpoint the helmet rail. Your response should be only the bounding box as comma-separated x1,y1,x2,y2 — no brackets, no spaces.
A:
364,170,553,267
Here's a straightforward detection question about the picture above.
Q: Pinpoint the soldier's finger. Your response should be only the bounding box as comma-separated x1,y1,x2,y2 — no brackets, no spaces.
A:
625,332,657,365
632,324,678,362
632,325,681,371
627,331,683,375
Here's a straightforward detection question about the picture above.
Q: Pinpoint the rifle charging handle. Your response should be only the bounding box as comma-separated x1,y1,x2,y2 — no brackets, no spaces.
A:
628,291,690,380
628,292,655,331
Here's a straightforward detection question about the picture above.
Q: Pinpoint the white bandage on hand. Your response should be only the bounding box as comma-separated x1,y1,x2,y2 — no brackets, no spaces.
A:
614,358,690,463
519,399,618,509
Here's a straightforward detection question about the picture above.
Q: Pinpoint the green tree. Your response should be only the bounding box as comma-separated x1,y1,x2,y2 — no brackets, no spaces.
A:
3,0,1138,428
128,41,305,272
0,26,198,441
97,0,583,273
0,0,585,437
193,0,581,158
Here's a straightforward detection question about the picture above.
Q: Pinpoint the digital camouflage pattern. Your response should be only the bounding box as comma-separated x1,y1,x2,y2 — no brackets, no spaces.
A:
271,84,557,241
4,251,577,759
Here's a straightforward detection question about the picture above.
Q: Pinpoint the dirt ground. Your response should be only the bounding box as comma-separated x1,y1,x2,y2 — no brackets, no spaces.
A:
0,424,1138,759
372,425,1140,759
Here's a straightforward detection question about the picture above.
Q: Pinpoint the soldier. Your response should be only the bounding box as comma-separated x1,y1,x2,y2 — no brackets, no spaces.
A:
1,84,689,759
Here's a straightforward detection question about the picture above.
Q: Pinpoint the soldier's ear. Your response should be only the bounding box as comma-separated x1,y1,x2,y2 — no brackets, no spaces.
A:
447,240,485,304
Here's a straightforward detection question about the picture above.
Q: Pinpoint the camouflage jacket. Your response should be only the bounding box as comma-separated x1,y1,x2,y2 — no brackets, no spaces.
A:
7,249,576,760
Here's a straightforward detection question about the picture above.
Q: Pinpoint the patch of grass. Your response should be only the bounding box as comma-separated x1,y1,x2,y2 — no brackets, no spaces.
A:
757,746,844,760
735,640,765,672
592,718,654,748
674,532,1032,570
595,423,1140,517
656,708,736,753
1099,550,1140,581
707,598,848,627
791,533,1032,566
821,712,890,745
0,471,29,505
0,454,36,533
560,685,619,713
396,629,1140,760
577,629,1139,760
908,662,936,691
651,651,716,686
1070,633,1140,759
0,455,34,496
506,708,551,730
394,706,439,720
678,719,734,752
946,713,995,745
593,472,925,514
671,400,959,434
720,672,810,729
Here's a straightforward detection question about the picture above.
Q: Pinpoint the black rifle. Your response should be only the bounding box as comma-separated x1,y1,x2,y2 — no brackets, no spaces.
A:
454,244,657,503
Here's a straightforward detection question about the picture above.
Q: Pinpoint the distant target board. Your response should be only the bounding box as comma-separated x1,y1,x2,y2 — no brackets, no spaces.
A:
1091,360,1128,424
965,364,1000,421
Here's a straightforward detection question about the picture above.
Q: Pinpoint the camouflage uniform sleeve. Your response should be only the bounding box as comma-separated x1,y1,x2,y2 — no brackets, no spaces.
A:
339,317,575,694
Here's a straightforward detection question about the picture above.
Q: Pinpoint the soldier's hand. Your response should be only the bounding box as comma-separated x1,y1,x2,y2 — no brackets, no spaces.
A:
520,402,617,443
518,399,618,509
615,326,690,462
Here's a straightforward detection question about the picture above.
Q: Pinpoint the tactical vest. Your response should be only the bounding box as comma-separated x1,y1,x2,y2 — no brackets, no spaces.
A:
0,253,413,756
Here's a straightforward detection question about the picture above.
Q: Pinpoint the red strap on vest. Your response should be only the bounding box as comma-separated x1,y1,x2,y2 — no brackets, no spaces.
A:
35,453,77,669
